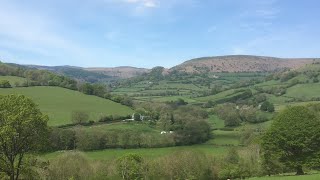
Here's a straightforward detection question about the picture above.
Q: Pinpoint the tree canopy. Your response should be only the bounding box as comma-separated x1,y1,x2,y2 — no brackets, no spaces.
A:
0,95,49,180
261,106,320,175
260,101,275,112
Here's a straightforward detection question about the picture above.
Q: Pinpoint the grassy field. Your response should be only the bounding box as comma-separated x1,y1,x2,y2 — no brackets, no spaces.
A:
195,88,244,102
0,75,26,86
286,83,320,99
207,115,225,129
0,86,133,126
43,144,231,161
276,101,320,112
249,173,320,180
206,130,240,146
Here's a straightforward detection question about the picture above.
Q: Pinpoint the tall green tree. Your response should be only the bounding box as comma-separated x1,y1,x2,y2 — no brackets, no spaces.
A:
0,95,49,180
261,106,320,175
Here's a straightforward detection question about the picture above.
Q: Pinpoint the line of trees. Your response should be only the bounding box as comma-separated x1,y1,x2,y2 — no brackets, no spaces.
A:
49,128,175,151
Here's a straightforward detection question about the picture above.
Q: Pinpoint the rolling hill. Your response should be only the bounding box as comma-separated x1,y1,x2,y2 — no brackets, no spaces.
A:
85,66,150,78
26,65,114,83
0,86,133,126
171,55,319,73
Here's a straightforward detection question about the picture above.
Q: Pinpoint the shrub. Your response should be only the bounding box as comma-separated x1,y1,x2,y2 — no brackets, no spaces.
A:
48,152,93,180
98,115,113,122
148,151,215,179
71,111,89,124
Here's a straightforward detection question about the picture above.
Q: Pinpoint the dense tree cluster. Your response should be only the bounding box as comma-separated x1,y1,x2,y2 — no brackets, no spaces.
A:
0,80,11,88
214,103,270,126
260,101,275,112
255,86,286,96
49,128,175,151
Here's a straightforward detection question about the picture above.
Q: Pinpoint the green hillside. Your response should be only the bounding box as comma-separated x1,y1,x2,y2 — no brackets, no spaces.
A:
0,86,133,126
0,76,26,86
286,83,320,99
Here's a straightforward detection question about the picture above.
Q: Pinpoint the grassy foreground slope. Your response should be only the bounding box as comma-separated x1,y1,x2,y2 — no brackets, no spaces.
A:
0,86,133,126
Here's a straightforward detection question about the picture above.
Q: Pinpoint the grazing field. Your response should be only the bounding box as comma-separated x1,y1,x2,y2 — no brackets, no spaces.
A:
276,101,320,112
286,83,320,99
206,130,240,146
207,115,225,129
195,88,243,102
0,86,133,126
43,145,231,161
0,75,26,85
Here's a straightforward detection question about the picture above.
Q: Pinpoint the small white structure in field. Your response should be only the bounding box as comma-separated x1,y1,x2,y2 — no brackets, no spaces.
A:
212,74,220,79
161,131,174,134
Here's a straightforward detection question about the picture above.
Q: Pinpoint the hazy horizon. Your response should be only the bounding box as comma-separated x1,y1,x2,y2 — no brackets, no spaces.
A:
2,54,320,69
0,0,320,68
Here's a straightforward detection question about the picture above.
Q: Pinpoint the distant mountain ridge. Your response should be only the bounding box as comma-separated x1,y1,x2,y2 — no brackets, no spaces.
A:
171,55,319,73
10,55,320,80
85,66,150,78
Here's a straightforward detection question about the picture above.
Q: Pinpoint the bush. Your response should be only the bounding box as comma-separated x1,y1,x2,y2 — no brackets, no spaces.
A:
98,115,113,122
49,128,76,151
148,151,215,179
48,152,93,180
71,111,89,124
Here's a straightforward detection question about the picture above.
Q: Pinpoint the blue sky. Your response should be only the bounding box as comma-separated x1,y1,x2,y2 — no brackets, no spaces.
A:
0,0,319,68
